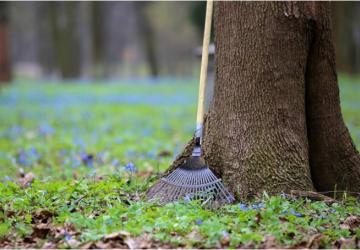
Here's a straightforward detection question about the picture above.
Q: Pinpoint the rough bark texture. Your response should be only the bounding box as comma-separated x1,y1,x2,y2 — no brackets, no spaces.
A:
204,2,315,200
305,3,360,194
166,2,360,201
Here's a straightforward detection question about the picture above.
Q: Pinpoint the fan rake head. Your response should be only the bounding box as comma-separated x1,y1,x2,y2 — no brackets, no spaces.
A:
147,156,235,206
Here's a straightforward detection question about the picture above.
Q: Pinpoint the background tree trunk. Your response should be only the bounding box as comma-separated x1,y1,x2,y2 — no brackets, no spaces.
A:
0,2,11,83
305,3,360,194
49,2,81,79
331,2,360,75
170,2,360,201
134,2,159,77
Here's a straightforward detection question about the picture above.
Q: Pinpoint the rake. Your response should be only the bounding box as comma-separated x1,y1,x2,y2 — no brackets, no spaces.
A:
147,0,235,206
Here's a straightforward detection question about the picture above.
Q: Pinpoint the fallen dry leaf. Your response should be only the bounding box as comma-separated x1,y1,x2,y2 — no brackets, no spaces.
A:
124,237,137,249
33,209,55,223
32,224,51,239
262,235,277,249
306,233,323,248
104,231,130,241
334,236,357,249
340,215,360,232
80,241,96,249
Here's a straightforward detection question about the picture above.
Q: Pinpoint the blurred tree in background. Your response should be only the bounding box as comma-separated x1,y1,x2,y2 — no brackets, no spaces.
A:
7,1,200,80
0,1,11,83
332,2,360,75
2,1,360,81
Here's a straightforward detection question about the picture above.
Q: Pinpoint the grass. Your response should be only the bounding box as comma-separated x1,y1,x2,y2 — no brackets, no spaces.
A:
0,75,360,248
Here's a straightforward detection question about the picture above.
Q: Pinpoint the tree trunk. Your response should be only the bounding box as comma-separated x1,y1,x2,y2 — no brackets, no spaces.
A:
169,2,360,201
134,2,159,77
49,2,81,79
305,3,360,194
0,2,11,83
331,2,360,75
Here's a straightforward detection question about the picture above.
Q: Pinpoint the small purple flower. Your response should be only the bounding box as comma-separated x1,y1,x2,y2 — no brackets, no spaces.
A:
17,150,29,166
38,123,55,136
73,137,86,149
251,202,265,210
222,231,230,238
64,231,72,241
28,147,40,161
80,152,94,168
195,219,203,225
112,159,120,167
124,162,137,173
71,157,81,168
239,203,249,211
290,209,302,217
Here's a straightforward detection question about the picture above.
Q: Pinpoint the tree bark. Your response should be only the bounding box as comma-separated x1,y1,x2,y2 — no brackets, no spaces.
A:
167,2,360,201
305,3,360,194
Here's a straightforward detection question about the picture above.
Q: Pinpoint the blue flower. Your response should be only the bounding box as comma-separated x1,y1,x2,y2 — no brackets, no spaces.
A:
290,209,302,217
38,123,55,136
28,147,40,161
124,162,137,173
239,203,249,211
222,231,230,238
17,150,29,166
73,137,86,149
251,202,265,210
257,202,265,209
64,231,72,241
80,152,94,168
71,157,81,168
111,159,120,167
195,219,203,225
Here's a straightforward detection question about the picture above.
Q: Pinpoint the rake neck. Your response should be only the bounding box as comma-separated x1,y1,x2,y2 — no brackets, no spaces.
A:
192,135,202,157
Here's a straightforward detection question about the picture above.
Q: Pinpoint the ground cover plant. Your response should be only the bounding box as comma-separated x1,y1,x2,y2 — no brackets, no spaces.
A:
0,75,360,248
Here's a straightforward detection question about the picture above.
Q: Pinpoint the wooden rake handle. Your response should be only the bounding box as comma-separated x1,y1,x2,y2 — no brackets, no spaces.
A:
195,0,213,139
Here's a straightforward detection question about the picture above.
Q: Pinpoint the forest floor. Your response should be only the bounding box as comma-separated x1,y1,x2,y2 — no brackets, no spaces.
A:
0,75,360,248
